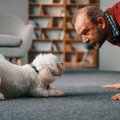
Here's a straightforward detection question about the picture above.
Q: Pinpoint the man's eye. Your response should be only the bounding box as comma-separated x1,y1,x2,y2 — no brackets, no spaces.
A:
83,29,89,35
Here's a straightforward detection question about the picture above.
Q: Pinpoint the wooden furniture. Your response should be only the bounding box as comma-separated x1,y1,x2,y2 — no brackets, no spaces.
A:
28,0,99,69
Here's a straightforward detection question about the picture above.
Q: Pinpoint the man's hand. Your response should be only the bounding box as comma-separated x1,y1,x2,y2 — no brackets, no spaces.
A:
111,93,120,100
101,83,120,90
101,83,120,100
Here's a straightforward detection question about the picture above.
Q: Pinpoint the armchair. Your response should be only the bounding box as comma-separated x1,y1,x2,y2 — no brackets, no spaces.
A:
0,14,34,65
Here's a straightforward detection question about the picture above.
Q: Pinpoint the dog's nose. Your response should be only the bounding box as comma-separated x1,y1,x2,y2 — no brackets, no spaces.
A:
61,63,63,65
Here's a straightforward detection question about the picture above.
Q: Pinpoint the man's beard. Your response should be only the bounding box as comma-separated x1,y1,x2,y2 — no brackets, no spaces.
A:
93,29,107,49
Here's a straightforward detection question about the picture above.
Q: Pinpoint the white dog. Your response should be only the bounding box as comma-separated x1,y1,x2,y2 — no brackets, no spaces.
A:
0,53,65,100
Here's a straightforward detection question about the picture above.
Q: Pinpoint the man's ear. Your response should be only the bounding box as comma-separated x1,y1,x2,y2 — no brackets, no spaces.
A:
97,17,106,29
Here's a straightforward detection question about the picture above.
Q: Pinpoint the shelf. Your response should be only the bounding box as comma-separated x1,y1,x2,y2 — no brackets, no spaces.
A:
65,40,82,42
66,3,99,6
33,39,63,42
29,15,65,18
30,49,63,53
35,27,64,30
29,3,64,6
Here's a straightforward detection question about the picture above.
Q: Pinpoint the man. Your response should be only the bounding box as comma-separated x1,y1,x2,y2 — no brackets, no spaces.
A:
72,1,120,100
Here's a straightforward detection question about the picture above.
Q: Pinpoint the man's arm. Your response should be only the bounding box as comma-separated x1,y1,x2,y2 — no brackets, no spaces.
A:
101,83,120,89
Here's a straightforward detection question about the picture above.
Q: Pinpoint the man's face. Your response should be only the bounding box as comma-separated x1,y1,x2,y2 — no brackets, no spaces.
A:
74,14,106,49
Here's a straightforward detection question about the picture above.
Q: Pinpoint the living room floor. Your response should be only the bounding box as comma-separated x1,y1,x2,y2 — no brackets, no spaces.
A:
0,71,120,120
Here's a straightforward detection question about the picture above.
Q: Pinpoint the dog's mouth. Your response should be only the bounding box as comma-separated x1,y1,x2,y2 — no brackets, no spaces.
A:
46,85,50,90
61,63,63,65
51,63,64,76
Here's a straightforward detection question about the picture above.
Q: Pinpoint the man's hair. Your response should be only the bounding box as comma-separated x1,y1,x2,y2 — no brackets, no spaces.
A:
72,6,104,25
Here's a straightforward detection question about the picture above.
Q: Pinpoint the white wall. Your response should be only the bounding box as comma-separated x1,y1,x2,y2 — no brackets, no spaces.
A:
0,0,28,64
0,0,28,22
100,0,120,71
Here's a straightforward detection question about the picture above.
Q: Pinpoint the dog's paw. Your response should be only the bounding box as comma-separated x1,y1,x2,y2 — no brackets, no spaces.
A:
56,90,65,96
33,88,65,97
0,93,5,101
49,89,65,96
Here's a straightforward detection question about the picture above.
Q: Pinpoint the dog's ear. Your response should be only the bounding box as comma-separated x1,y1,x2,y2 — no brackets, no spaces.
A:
39,66,54,85
56,63,64,76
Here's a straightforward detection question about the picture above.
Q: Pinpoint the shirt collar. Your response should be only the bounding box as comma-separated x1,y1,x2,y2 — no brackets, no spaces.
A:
105,13,120,39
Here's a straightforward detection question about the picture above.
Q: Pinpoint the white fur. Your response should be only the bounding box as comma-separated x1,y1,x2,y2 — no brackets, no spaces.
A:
0,53,64,100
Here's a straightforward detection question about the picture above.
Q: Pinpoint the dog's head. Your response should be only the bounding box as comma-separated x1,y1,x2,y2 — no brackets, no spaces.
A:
32,53,64,85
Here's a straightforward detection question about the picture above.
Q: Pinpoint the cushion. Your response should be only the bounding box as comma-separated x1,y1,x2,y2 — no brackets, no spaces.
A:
0,34,22,47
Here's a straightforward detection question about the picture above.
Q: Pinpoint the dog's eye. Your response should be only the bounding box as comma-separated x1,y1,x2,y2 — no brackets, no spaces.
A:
61,63,63,65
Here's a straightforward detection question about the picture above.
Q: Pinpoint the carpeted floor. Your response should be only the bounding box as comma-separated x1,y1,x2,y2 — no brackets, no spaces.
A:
0,71,120,120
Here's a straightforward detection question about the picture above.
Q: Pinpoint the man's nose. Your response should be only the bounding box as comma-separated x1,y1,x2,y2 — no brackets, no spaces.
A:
82,36,89,43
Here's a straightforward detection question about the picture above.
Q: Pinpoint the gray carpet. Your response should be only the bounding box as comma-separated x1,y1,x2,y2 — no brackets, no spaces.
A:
0,71,120,120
